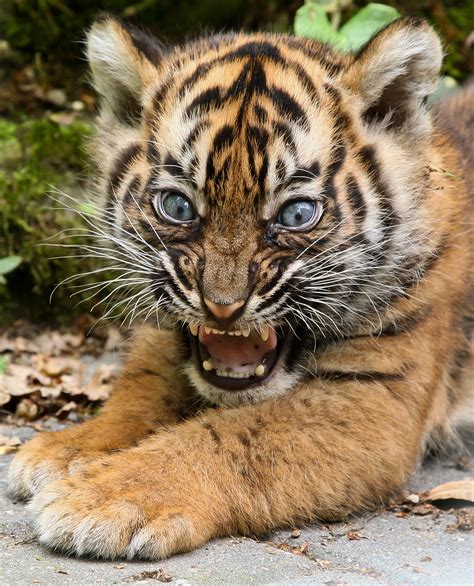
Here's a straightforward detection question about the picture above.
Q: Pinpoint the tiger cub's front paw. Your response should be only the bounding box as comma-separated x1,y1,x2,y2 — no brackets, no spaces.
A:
29,460,211,560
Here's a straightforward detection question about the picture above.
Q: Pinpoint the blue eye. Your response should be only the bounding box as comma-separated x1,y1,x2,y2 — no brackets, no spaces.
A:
159,191,196,224
278,200,320,230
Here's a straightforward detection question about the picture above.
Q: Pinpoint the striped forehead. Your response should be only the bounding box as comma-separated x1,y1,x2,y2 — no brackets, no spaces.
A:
148,37,345,208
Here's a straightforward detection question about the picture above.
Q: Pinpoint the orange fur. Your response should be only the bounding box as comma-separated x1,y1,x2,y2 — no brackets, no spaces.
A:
8,16,472,560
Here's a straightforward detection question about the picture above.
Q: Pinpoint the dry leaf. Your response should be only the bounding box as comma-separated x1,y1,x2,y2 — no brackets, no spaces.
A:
425,480,474,503
0,434,22,447
0,446,18,455
15,398,39,420
55,401,78,419
347,530,363,540
60,373,84,396
0,389,11,406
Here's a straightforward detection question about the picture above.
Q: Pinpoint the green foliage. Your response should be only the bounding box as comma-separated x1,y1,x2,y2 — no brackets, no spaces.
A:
0,118,95,323
0,256,23,285
294,1,461,99
295,2,400,52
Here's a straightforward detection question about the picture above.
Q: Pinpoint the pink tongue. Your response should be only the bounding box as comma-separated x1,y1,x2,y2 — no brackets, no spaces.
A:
199,328,277,368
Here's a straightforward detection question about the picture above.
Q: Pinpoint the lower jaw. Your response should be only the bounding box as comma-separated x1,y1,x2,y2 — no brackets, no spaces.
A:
190,327,293,392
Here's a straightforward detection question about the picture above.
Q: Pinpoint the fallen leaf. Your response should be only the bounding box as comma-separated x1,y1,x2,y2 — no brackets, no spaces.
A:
347,530,363,540
0,390,11,406
446,509,474,532
425,480,474,503
406,493,420,504
412,503,437,516
55,401,77,419
0,434,22,447
0,445,18,455
15,398,39,420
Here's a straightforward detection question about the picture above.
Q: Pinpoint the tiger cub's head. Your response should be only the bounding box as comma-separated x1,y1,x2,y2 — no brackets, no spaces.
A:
85,15,442,406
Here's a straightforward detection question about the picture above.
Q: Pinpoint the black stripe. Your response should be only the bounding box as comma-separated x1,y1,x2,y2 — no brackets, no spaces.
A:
254,104,268,124
273,122,297,156
345,174,366,222
378,305,433,337
163,153,184,178
269,86,308,126
317,369,406,382
283,38,343,74
321,145,346,223
358,145,399,233
212,125,234,151
287,161,321,184
152,78,174,117
167,248,193,291
107,144,141,213
182,121,209,154
185,86,222,116
123,174,141,207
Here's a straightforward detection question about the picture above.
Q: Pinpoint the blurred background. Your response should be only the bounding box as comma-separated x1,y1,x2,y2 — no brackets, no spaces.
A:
0,0,473,325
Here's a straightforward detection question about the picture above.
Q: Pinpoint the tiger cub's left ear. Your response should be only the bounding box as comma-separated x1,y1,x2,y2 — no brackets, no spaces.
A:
342,17,442,136
86,14,164,123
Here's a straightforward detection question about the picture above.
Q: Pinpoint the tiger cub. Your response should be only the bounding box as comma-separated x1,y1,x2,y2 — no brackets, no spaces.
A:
8,15,472,560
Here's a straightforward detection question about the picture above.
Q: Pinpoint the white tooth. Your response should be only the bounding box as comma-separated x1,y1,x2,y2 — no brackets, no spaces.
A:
211,328,220,334
228,331,235,336
234,330,242,336
189,323,199,336
260,325,270,342
204,326,212,335
255,364,265,377
203,360,214,371
242,329,250,337
219,330,226,335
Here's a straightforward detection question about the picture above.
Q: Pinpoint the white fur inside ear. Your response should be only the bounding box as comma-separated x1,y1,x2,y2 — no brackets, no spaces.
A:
86,20,148,101
359,28,442,104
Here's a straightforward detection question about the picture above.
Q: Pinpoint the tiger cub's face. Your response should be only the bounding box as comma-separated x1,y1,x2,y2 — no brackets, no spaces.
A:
86,16,441,405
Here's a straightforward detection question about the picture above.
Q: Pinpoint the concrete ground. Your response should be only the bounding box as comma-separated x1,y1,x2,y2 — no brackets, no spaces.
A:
1,422,473,585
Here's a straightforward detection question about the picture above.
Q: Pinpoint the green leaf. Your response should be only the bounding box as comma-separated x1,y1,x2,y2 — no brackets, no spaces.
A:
294,2,344,45
339,3,400,52
0,255,22,275
0,355,6,375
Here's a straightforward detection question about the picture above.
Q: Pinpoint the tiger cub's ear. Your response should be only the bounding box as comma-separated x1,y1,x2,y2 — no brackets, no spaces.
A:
86,14,164,123
342,17,442,137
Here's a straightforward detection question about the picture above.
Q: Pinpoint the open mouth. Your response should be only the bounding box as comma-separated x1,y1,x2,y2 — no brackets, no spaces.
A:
187,324,291,391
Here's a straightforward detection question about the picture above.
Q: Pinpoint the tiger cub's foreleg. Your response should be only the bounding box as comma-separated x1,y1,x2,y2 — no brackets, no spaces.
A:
8,328,190,500
27,376,427,560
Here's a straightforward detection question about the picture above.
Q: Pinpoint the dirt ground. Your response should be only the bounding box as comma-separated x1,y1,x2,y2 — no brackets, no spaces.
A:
0,324,473,585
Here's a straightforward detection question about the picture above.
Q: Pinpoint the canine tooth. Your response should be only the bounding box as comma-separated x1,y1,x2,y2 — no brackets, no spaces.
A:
255,364,265,377
260,325,270,342
242,329,250,337
189,323,199,336
203,360,214,371
204,326,212,335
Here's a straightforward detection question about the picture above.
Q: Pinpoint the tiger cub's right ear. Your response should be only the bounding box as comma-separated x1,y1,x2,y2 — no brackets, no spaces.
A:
86,14,164,123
